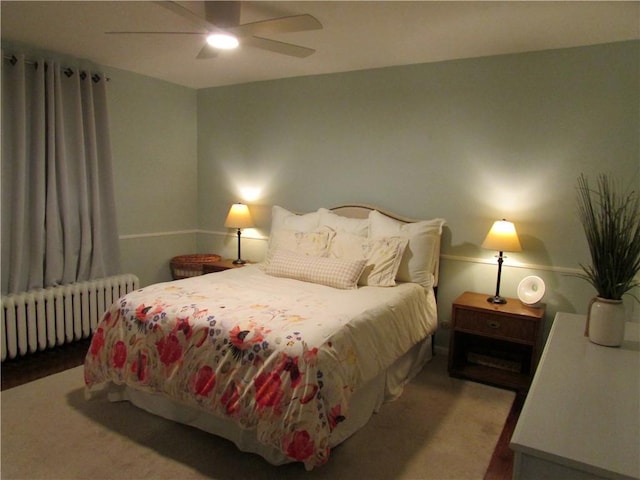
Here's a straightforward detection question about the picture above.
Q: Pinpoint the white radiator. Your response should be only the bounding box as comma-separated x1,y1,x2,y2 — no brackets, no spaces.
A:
1,273,139,362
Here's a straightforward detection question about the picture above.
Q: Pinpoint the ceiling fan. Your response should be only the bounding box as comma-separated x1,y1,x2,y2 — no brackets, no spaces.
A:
106,1,323,59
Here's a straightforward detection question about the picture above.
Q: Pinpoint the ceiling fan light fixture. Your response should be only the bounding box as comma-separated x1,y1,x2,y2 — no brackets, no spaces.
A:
206,33,239,50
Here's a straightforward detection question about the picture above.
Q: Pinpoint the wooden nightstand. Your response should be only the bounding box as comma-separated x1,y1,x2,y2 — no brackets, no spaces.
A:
448,291,545,392
202,259,252,273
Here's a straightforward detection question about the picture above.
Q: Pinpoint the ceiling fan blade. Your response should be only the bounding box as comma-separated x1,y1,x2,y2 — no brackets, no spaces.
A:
196,43,219,59
231,14,322,37
154,1,223,33
134,2,319,60
242,36,315,58
105,31,204,35
203,1,241,28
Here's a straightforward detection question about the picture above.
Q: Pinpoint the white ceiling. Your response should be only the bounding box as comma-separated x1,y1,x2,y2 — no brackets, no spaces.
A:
2,1,639,89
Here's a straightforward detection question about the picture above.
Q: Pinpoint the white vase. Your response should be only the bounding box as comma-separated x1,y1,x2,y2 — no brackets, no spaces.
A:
585,297,626,347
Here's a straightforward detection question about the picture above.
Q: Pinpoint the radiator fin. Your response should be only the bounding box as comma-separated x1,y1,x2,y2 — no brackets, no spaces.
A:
1,274,140,362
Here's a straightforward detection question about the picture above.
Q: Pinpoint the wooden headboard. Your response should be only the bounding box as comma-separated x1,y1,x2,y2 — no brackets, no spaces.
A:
330,204,418,223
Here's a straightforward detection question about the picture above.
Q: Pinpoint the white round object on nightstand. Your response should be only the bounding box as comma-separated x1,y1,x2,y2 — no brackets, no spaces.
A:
517,276,545,306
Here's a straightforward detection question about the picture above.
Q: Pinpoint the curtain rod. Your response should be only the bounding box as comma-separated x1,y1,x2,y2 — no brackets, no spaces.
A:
3,54,111,81
4,54,35,65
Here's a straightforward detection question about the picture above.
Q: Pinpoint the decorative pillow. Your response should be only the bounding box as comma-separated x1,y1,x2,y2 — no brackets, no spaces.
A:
329,232,408,287
318,208,370,236
265,249,366,290
369,210,445,288
271,205,320,233
261,229,334,270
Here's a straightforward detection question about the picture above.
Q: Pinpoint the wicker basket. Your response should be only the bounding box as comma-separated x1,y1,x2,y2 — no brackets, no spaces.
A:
170,254,222,280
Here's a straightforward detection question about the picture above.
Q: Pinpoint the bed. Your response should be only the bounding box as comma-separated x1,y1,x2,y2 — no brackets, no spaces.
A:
84,205,445,470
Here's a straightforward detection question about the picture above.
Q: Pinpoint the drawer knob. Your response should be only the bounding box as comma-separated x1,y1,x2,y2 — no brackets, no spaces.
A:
487,320,501,329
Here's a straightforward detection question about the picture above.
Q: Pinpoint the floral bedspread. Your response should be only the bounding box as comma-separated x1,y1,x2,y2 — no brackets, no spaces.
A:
84,266,436,469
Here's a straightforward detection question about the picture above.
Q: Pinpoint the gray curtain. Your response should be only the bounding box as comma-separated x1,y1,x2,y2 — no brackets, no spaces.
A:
1,52,120,295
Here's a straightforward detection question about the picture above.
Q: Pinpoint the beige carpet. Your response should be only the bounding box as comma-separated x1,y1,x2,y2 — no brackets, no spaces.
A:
1,354,514,480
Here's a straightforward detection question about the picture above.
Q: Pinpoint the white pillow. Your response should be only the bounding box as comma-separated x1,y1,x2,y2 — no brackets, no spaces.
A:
369,210,445,288
318,208,369,236
270,229,334,256
271,205,320,232
329,232,408,287
265,249,366,290
261,229,334,270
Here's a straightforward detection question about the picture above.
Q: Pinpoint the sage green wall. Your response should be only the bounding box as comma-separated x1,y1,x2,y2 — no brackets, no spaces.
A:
197,41,639,347
105,67,198,287
5,40,638,349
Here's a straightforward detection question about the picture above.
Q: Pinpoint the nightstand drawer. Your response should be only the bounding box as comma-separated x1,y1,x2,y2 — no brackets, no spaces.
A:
455,308,536,343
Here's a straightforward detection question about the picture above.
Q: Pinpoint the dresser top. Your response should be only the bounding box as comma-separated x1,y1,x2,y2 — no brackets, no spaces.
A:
510,312,640,479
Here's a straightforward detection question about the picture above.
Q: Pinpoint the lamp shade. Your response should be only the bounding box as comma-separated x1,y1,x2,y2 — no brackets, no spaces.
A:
224,203,253,229
481,220,522,252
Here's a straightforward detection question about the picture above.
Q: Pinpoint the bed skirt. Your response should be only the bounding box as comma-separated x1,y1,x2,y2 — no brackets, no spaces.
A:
104,335,433,466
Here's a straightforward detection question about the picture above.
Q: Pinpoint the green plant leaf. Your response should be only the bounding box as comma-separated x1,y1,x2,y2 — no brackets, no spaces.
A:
574,174,640,300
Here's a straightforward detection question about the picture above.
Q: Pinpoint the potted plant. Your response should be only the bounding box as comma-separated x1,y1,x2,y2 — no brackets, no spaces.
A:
575,173,640,346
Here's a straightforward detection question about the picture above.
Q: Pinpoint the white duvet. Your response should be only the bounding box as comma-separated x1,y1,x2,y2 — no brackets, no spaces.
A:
85,265,437,469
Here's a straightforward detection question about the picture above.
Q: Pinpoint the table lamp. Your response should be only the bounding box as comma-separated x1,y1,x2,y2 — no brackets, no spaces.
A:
481,219,522,304
225,203,254,264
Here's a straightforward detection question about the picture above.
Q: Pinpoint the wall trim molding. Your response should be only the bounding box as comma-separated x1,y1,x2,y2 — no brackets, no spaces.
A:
119,229,198,240
441,253,583,275
199,229,270,241
119,230,583,275
119,229,269,241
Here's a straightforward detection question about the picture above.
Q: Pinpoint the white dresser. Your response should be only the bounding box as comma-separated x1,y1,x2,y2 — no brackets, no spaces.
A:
510,312,639,480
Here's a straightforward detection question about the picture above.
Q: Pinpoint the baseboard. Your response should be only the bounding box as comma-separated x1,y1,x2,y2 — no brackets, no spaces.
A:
434,344,448,356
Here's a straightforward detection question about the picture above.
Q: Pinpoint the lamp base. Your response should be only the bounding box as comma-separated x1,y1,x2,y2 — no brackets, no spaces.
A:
487,295,507,304
232,259,247,265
